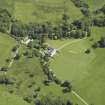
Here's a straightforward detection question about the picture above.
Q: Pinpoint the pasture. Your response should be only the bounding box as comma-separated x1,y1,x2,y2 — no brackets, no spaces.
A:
0,33,17,67
49,27,105,105
82,0,105,11
0,0,14,13
0,0,105,105
0,87,30,105
5,44,82,105
14,0,82,23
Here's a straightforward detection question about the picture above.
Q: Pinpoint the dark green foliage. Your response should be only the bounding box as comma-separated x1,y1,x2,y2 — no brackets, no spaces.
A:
80,7,90,17
33,49,41,57
71,0,89,8
0,67,8,71
12,46,18,52
23,96,32,103
35,95,73,105
62,87,71,93
10,13,89,40
43,80,51,86
23,51,29,56
93,16,105,27
73,20,83,29
92,37,105,48
14,54,21,60
11,21,26,37
100,5,105,14
42,63,50,75
0,75,15,85
61,80,71,87
6,58,10,63
61,80,72,93
92,42,100,48
0,9,12,33
85,49,91,54
54,76,62,85
98,37,105,47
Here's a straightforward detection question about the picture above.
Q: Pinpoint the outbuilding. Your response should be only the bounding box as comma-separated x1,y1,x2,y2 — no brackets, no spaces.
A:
46,47,56,57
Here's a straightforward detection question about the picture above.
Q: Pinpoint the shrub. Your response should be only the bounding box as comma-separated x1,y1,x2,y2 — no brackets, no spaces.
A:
0,67,8,71
34,86,41,92
61,80,71,87
62,87,71,93
12,46,17,52
43,80,51,86
85,49,91,54
23,51,29,56
14,54,21,60
23,96,32,103
92,42,99,48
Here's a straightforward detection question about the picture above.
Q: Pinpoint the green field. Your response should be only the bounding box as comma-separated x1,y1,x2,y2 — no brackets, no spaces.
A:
14,0,82,23
0,87,30,105
0,0,14,13
49,27,105,105
0,0,105,105
0,33,17,67
0,0,81,23
82,0,105,11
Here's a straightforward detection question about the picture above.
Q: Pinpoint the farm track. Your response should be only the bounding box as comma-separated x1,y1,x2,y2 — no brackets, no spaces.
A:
72,90,89,105
57,38,86,51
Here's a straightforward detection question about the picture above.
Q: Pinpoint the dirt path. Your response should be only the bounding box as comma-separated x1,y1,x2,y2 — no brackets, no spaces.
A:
56,38,89,105
72,90,89,105
8,47,20,68
8,59,14,68
57,38,86,51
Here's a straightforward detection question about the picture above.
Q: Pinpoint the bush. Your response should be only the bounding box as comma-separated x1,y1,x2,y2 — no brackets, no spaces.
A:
0,76,15,85
14,54,21,60
0,9,12,33
6,58,10,63
33,49,41,57
92,42,99,48
23,51,29,56
100,4,105,14
34,86,41,92
43,80,51,86
61,80,71,87
62,87,71,93
23,96,32,103
54,77,62,85
93,16,105,27
35,96,73,105
71,0,89,9
0,67,8,71
85,49,91,54
33,93,38,98
80,7,90,17
12,46,17,52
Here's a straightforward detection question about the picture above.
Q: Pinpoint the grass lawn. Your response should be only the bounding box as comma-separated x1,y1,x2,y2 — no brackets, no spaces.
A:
14,0,82,24
47,39,76,49
0,0,14,13
3,43,84,105
82,0,105,11
0,33,17,67
7,45,46,95
49,27,105,105
0,89,30,105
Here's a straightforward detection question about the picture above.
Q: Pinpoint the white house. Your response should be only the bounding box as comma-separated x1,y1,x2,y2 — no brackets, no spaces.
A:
46,47,56,57
21,36,33,45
